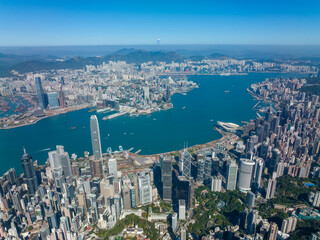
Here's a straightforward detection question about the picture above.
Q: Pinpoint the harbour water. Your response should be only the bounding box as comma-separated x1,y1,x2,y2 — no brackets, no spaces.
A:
0,73,306,174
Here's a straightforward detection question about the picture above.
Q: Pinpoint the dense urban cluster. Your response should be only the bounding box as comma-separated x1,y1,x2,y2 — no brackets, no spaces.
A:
0,57,317,128
2,74,320,239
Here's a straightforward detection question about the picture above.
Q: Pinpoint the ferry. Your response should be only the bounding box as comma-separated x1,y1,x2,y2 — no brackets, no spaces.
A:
96,107,110,113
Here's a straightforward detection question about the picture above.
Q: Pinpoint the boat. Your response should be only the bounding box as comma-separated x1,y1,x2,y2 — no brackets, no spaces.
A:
96,107,110,113
182,106,186,109
224,90,230,93
71,127,77,129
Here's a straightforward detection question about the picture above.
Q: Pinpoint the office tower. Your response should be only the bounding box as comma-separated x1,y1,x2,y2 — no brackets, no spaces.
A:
226,161,238,191
40,224,50,240
21,148,38,195
247,209,258,234
176,176,190,209
266,173,277,199
204,156,212,181
179,199,186,220
180,150,192,178
196,157,205,184
90,156,103,179
268,222,278,240
47,92,60,109
108,158,118,177
121,186,131,209
188,178,195,209
138,170,152,205
72,162,80,178
12,192,23,212
172,212,178,232
269,148,280,173
35,77,46,109
180,227,187,240
4,168,19,186
90,115,102,160
48,145,73,182
246,191,255,208
253,157,263,188
58,91,66,107
211,176,222,192
161,155,172,202
237,159,255,191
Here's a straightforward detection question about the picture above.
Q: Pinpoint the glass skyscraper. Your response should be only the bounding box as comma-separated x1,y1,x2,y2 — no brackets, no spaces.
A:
90,115,102,160
21,148,39,195
35,77,46,109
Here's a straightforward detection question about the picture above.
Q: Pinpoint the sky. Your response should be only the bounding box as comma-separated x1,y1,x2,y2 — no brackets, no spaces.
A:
0,0,320,46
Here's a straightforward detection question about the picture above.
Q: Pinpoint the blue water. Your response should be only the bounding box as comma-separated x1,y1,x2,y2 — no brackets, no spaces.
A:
0,73,306,175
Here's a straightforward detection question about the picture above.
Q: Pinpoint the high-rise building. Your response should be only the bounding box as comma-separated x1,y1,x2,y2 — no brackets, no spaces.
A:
237,158,255,191
108,158,118,177
172,212,178,232
47,92,60,109
211,176,222,192
90,115,102,160
180,227,187,240
180,150,191,178
35,77,46,109
196,157,205,184
138,170,152,205
246,191,255,208
266,172,277,200
247,209,258,234
268,222,278,240
161,155,172,202
90,156,103,180
281,217,297,234
179,199,186,220
253,157,264,188
226,161,238,191
21,148,38,195
48,145,73,182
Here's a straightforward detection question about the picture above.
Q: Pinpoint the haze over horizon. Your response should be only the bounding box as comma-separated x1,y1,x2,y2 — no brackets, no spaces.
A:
1,0,320,46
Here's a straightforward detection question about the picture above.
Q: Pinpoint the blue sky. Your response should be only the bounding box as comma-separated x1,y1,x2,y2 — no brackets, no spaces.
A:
0,0,319,46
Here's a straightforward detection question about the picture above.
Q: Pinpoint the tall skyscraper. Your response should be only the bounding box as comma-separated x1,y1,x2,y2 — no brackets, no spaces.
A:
137,170,152,205
161,155,172,202
266,172,277,199
47,92,60,109
237,158,255,191
48,145,73,182
90,115,102,160
35,77,46,109
108,158,118,177
226,161,238,191
90,156,104,180
21,148,38,195
180,150,191,178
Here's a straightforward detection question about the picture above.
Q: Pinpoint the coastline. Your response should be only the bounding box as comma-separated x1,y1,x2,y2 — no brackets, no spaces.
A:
0,104,92,130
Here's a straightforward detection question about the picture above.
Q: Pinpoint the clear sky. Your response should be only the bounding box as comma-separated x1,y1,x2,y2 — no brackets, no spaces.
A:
0,0,320,46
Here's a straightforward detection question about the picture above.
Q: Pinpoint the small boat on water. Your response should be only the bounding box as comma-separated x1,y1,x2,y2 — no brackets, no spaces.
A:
224,90,230,93
71,127,77,129
182,106,186,109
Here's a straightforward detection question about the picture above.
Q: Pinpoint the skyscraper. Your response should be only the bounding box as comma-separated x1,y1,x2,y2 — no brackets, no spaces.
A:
90,115,102,160
180,150,191,178
108,158,118,177
47,92,60,109
161,155,172,202
48,145,73,182
268,222,278,240
35,77,46,109
138,170,152,205
266,172,277,199
21,148,38,195
179,199,186,220
90,156,104,180
226,161,238,191
237,159,255,191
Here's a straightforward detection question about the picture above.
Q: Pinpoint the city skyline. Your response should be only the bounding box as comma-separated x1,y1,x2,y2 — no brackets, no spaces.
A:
0,0,320,46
